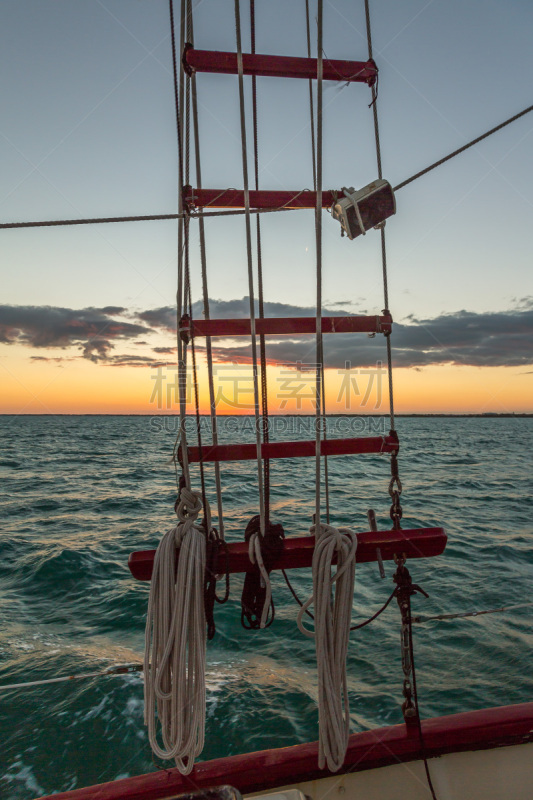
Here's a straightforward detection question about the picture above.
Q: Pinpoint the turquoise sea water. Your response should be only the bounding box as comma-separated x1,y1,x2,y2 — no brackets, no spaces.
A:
0,415,532,799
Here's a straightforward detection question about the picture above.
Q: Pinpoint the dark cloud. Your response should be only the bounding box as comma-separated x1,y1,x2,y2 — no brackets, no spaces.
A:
327,299,364,308
81,337,114,363
0,305,152,362
137,306,176,330
99,306,127,315
30,356,67,363
102,355,168,367
3,300,532,370
203,304,533,369
136,297,352,331
511,296,533,311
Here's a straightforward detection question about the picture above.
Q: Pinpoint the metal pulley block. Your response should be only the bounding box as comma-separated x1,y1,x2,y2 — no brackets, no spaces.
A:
331,179,396,240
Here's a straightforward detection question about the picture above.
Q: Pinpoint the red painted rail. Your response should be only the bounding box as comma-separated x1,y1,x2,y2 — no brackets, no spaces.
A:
182,314,392,338
185,435,398,464
129,528,447,581
40,702,533,799
183,47,377,84
183,187,337,209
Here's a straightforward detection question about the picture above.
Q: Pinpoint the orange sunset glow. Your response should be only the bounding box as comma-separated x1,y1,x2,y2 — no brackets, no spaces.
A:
2,345,532,416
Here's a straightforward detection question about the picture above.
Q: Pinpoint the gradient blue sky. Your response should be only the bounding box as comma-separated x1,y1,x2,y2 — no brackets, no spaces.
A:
1,0,532,413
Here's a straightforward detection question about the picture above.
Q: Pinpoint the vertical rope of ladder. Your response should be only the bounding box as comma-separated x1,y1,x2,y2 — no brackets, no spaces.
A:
250,0,270,528
314,0,324,531
189,11,225,540
144,4,207,776
363,0,395,433
305,0,317,191
183,0,208,516
234,0,265,533
364,3,435,796
306,0,330,524
305,11,358,769
170,0,190,488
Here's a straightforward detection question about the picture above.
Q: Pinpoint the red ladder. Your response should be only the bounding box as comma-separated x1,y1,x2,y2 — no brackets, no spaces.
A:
183,435,398,465
180,313,392,339
183,46,377,85
184,187,336,209
129,528,447,581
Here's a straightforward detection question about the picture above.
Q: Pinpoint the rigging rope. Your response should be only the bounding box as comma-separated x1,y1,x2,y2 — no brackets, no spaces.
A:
297,523,358,772
250,0,270,528
404,573,439,800
305,0,317,191
283,567,397,631
305,0,330,524
143,3,210,777
0,663,143,693
4,597,530,694
189,3,225,544
303,1,357,773
363,0,402,533
395,103,533,192
0,207,303,230
314,0,324,532
412,601,533,623
234,0,270,628
3,104,531,232
144,488,208,774
0,212,182,229
363,0,395,433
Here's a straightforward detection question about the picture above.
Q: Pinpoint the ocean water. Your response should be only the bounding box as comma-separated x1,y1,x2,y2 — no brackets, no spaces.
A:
0,415,532,799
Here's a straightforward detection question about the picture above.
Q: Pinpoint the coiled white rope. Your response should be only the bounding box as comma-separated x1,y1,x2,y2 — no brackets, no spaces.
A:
144,487,208,775
297,523,358,772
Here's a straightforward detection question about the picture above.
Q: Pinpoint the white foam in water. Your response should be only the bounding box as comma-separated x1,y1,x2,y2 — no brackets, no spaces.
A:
3,758,45,797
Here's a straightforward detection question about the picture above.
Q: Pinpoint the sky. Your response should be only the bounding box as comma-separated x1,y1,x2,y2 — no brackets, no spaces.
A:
1,0,532,415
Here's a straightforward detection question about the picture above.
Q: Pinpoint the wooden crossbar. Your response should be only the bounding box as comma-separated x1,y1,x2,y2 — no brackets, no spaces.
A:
181,314,393,338
183,47,377,85
184,435,398,464
129,528,447,581
183,187,336,209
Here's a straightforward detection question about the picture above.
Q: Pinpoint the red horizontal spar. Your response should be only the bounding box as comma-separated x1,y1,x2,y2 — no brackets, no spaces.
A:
183,187,337,209
129,528,447,581
181,314,393,338
42,702,533,799
183,46,377,85
184,435,399,464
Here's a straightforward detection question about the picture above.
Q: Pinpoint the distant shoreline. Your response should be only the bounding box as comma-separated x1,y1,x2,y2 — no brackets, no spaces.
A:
1,413,531,419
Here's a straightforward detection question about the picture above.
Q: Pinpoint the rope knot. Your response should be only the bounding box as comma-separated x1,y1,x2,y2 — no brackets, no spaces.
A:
245,515,285,562
311,522,353,553
241,515,285,629
176,487,202,522
174,488,203,546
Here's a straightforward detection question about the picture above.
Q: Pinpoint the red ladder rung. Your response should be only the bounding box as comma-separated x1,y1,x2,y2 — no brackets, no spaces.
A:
129,528,447,581
183,314,393,338
183,47,377,85
184,435,398,464
184,187,336,209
